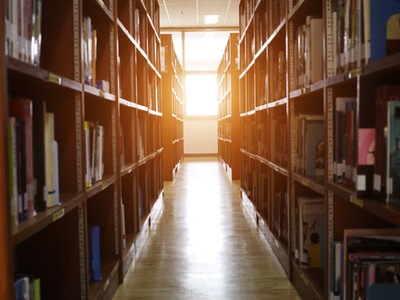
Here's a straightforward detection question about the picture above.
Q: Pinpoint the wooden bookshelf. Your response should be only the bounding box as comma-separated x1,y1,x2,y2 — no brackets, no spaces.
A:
217,33,241,180
161,34,184,181
239,0,400,299
1,0,163,299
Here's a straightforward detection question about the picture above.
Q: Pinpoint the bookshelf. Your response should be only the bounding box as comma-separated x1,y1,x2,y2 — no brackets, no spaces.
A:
1,0,163,299
239,0,400,299
161,34,184,181
217,33,241,180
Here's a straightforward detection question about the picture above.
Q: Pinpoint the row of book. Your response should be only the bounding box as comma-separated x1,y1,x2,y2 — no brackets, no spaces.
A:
14,275,41,300
291,15,324,91
268,0,286,36
84,121,105,188
332,85,400,203
269,48,286,101
326,0,400,77
83,16,97,86
270,114,288,168
5,0,42,65
239,0,256,36
330,228,400,300
295,197,325,270
293,114,325,179
82,16,110,92
373,85,400,203
333,97,357,189
271,187,288,244
8,99,59,227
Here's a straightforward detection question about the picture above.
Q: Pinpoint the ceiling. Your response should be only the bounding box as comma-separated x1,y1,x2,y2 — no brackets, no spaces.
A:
159,0,240,29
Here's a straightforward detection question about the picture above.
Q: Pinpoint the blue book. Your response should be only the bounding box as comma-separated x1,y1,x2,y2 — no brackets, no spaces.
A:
14,277,29,300
367,0,400,63
90,225,102,282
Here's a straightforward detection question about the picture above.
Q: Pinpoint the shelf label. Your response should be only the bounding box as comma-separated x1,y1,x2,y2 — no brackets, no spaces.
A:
47,72,62,85
350,195,364,208
52,208,65,222
301,178,309,187
101,182,108,190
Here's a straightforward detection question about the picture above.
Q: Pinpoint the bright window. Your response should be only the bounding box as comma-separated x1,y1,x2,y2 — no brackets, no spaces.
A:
185,74,218,116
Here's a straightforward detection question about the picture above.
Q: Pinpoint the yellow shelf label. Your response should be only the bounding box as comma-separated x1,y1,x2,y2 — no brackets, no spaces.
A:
52,208,65,222
350,195,364,208
48,72,61,85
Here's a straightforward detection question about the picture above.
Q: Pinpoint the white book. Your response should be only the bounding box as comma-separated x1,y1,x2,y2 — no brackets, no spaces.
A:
45,112,56,207
53,140,60,206
84,121,91,188
310,17,323,84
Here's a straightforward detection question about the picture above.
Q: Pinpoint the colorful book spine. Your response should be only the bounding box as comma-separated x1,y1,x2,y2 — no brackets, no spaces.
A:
9,98,35,220
386,101,400,202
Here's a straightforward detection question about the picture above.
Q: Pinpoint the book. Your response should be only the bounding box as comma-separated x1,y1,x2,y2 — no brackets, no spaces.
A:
32,100,47,212
45,111,56,207
343,228,400,300
298,197,324,269
5,0,18,59
386,13,400,57
329,240,343,299
334,97,356,184
89,225,102,282
121,201,126,249
31,0,42,66
373,85,400,201
8,118,18,227
358,128,375,165
83,16,93,85
309,16,323,84
53,140,59,206
365,0,400,64
296,114,324,176
386,101,400,202
15,119,26,222
304,117,324,178
84,121,92,188
9,98,35,219
14,276,29,300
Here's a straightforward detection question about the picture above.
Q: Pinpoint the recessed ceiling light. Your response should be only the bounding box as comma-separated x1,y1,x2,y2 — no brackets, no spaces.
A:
204,14,219,25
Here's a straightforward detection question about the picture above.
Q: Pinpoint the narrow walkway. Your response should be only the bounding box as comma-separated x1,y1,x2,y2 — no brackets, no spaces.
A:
114,157,300,299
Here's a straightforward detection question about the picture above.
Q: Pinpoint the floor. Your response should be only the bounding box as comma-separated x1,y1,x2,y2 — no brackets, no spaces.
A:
113,156,301,299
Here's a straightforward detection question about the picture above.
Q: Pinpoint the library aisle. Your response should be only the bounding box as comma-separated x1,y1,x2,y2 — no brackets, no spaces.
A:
113,156,300,299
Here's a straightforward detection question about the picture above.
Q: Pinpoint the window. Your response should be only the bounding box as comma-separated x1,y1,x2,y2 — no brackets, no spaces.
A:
160,30,232,117
185,74,218,116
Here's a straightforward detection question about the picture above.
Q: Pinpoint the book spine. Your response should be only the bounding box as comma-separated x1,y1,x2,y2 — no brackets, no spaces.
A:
387,101,400,202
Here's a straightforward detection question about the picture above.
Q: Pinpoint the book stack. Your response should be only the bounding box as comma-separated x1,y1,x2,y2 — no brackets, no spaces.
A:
5,0,42,65
14,275,41,300
293,114,324,179
326,0,400,77
291,15,323,90
341,228,400,300
82,16,97,86
8,99,60,226
271,113,288,168
84,121,104,188
297,197,324,269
